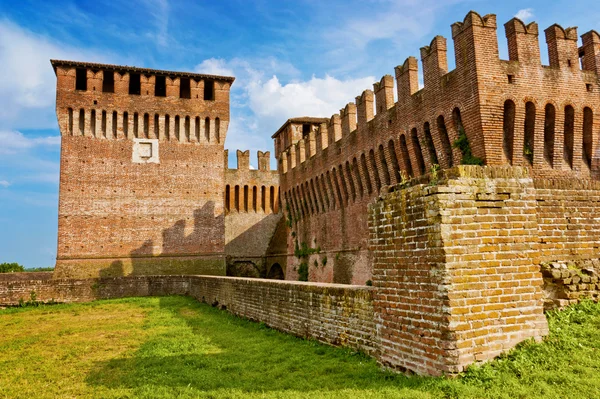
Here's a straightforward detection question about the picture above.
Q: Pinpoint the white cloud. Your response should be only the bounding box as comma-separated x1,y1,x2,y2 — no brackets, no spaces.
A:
247,74,376,123
515,8,534,22
0,130,60,186
0,131,61,155
197,57,377,161
0,19,113,130
195,56,378,170
195,58,235,77
139,0,171,47
195,57,299,90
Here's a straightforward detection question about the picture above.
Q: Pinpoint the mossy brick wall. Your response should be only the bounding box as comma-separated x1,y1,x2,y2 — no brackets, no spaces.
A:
187,277,376,354
0,272,53,281
369,166,548,375
0,275,377,357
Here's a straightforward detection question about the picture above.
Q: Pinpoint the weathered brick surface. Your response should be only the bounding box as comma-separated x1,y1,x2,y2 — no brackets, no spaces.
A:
369,166,548,375
541,259,600,309
0,272,53,281
55,136,228,278
46,10,600,377
0,276,377,356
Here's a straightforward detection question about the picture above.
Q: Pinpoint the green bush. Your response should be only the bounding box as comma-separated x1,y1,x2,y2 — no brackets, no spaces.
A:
297,262,309,282
453,127,484,165
0,262,25,273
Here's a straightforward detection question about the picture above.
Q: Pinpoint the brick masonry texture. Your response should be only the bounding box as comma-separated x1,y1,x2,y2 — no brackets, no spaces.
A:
534,179,600,262
52,61,280,279
0,272,53,282
369,166,548,375
52,60,234,278
224,150,283,278
0,276,377,356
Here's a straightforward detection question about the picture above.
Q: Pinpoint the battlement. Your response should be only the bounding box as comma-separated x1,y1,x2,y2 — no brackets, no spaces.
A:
275,10,600,230
272,117,329,162
581,30,600,75
51,60,233,145
451,11,497,36
224,149,280,215
225,149,274,172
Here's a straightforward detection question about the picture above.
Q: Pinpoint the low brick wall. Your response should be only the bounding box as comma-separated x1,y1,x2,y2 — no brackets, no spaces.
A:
0,275,377,356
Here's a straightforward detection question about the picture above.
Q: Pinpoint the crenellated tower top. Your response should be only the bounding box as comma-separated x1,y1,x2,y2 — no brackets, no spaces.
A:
51,59,234,145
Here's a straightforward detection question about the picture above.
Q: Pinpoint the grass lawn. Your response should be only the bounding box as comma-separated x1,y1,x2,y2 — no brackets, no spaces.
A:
1,297,599,399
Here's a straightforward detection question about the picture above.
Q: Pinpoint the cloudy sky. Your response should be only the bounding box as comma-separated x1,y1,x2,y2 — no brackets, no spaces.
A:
1,0,598,267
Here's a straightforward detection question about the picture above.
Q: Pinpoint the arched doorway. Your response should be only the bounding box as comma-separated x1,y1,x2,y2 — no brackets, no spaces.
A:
267,263,284,280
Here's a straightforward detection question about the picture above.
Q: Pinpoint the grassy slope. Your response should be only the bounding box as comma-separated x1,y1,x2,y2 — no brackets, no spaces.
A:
1,296,599,399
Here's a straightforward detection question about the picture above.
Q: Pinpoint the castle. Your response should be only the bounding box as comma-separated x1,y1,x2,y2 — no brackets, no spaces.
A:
30,11,600,375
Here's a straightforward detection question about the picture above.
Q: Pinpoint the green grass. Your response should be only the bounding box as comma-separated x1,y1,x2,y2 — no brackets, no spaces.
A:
1,297,599,399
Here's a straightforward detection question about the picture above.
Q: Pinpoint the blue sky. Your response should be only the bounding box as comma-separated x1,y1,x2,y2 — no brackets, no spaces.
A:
0,0,598,268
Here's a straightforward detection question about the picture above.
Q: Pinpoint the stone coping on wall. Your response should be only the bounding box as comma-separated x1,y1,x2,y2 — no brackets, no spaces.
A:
0,275,375,304
380,165,600,199
50,59,236,82
379,165,532,197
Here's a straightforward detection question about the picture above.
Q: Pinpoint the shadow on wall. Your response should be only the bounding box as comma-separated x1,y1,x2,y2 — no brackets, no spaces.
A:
262,216,288,279
225,213,282,258
225,213,286,279
101,201,224,277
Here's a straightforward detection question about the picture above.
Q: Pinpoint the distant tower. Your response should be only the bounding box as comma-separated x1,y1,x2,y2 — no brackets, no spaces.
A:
51,60,234,278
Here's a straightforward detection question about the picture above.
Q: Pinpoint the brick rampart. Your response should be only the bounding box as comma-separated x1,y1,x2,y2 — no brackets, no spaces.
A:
541,259,600,309
0,275,377,356
369,166,548,375
274,11,600,284
8,166,600,375
534,178,600,262
0,272,53,281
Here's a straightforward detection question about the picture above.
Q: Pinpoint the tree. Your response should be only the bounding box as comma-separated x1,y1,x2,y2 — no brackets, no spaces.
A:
0,263,25,273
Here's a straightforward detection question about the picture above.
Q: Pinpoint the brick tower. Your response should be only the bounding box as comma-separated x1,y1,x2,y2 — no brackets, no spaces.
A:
51,60,234,278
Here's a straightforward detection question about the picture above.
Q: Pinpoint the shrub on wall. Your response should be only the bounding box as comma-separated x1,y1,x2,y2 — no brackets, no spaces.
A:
453,127,484,165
